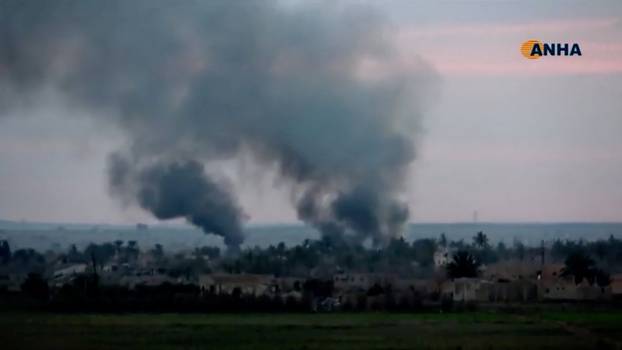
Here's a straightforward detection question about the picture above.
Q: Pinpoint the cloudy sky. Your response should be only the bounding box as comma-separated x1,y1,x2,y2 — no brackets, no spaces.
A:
1,0,621,224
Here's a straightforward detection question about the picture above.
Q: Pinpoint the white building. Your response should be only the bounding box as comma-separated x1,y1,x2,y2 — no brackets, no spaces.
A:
51,263,88,287
434,247,451,268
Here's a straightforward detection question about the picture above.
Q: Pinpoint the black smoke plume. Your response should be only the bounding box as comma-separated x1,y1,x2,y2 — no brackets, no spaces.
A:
0,0,435,247
109,155,244,248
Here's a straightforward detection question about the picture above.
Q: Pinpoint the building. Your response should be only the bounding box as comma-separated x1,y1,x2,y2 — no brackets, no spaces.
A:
483,260,540,282
199,273,275,296
333,273,396,292
275,277,303,293
489,279,537,302
445,278,494,302
537,264,611,301
390,278,440,298
433,248,451,268
539,278,610,301
611,274,622,299
442,277,538,303
0,273,25,292
51,263,88,287
118,274,176,289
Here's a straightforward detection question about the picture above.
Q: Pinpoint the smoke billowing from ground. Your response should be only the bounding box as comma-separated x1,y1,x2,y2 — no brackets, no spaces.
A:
108,155,244,247
0,1,435,248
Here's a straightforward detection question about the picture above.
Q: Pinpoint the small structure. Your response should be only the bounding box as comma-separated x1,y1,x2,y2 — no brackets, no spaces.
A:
537,263,565,281
0,273,25,292
433,248,451,268
333,273,395,292
447,278,494,302
483,260,540,281
199,273,275,296
611,274,622,300
119,274,175,289
490,279,538,302
539,278,610,301
102,263,119,273
51,263,88,287
393,278,437,294
537,264,611,301
318,297,341,312
276,277,303,293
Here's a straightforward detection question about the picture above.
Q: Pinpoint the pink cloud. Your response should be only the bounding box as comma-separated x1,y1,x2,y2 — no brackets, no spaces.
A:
417,57,622,77
384,17,622,77
399,18,620,39
425,143,621,164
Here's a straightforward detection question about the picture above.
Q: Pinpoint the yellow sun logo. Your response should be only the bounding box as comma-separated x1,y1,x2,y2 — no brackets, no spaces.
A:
521,39,542,59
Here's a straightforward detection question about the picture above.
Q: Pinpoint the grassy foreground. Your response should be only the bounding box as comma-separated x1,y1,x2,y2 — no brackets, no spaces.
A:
1,311,622,350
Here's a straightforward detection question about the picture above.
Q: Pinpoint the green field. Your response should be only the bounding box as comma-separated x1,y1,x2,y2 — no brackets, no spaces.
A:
1,311,621,350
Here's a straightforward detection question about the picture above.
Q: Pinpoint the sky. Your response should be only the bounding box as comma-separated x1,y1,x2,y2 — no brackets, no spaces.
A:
0,0,621,225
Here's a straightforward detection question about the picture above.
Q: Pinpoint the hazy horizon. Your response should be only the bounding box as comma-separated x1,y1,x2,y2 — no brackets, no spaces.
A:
4,217,622,228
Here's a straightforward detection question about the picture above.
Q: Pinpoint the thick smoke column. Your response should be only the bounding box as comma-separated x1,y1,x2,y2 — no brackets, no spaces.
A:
109,155,244,247
0,0,434,247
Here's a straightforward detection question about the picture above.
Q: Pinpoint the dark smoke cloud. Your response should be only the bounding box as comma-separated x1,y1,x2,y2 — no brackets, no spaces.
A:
108,154,244,247
0,0,435,247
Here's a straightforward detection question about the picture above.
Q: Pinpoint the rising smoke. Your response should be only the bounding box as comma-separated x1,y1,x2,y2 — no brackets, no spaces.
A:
0,0,435,248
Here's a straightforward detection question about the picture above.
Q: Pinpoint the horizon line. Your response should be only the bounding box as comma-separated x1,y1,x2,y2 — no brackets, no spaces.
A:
2,218,622,229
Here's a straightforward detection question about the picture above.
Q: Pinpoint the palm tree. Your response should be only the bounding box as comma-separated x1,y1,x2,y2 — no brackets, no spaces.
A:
152,244,164,259
513,239,526,261
438,233,448,247
446,251,480,279
0,240,10,264
473,231,489,249
114,240,124,253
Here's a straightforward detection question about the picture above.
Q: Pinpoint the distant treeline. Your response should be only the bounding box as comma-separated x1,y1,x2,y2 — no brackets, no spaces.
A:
2,233,622,278
3,232,622,313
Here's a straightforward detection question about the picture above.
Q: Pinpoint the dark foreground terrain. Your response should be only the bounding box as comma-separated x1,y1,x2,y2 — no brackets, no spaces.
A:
2,311,622,350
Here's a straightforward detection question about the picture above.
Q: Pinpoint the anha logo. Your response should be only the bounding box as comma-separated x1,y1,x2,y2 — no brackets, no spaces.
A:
520,40,582,59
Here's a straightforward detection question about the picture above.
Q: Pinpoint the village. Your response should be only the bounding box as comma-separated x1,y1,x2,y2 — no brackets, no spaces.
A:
2,231,622,312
